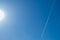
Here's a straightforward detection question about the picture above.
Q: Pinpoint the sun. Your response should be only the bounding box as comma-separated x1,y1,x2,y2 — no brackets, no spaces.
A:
0,10,5,21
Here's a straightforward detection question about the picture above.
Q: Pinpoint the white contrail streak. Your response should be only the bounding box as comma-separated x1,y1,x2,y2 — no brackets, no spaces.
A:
41,0,56,39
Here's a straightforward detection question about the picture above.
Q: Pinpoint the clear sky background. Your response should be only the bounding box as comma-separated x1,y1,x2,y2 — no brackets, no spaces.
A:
0,0,60,40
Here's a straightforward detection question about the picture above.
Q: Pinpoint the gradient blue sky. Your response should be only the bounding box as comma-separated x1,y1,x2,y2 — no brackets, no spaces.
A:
0,0,60,40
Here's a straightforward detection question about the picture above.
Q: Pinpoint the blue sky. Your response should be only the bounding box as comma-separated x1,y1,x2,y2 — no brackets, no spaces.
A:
0,0,60,40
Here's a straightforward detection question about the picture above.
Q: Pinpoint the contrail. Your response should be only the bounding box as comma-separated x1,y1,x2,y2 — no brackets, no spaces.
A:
41,0,56,39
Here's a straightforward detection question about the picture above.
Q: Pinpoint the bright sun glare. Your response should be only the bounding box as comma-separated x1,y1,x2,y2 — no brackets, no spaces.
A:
0,10,5,21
